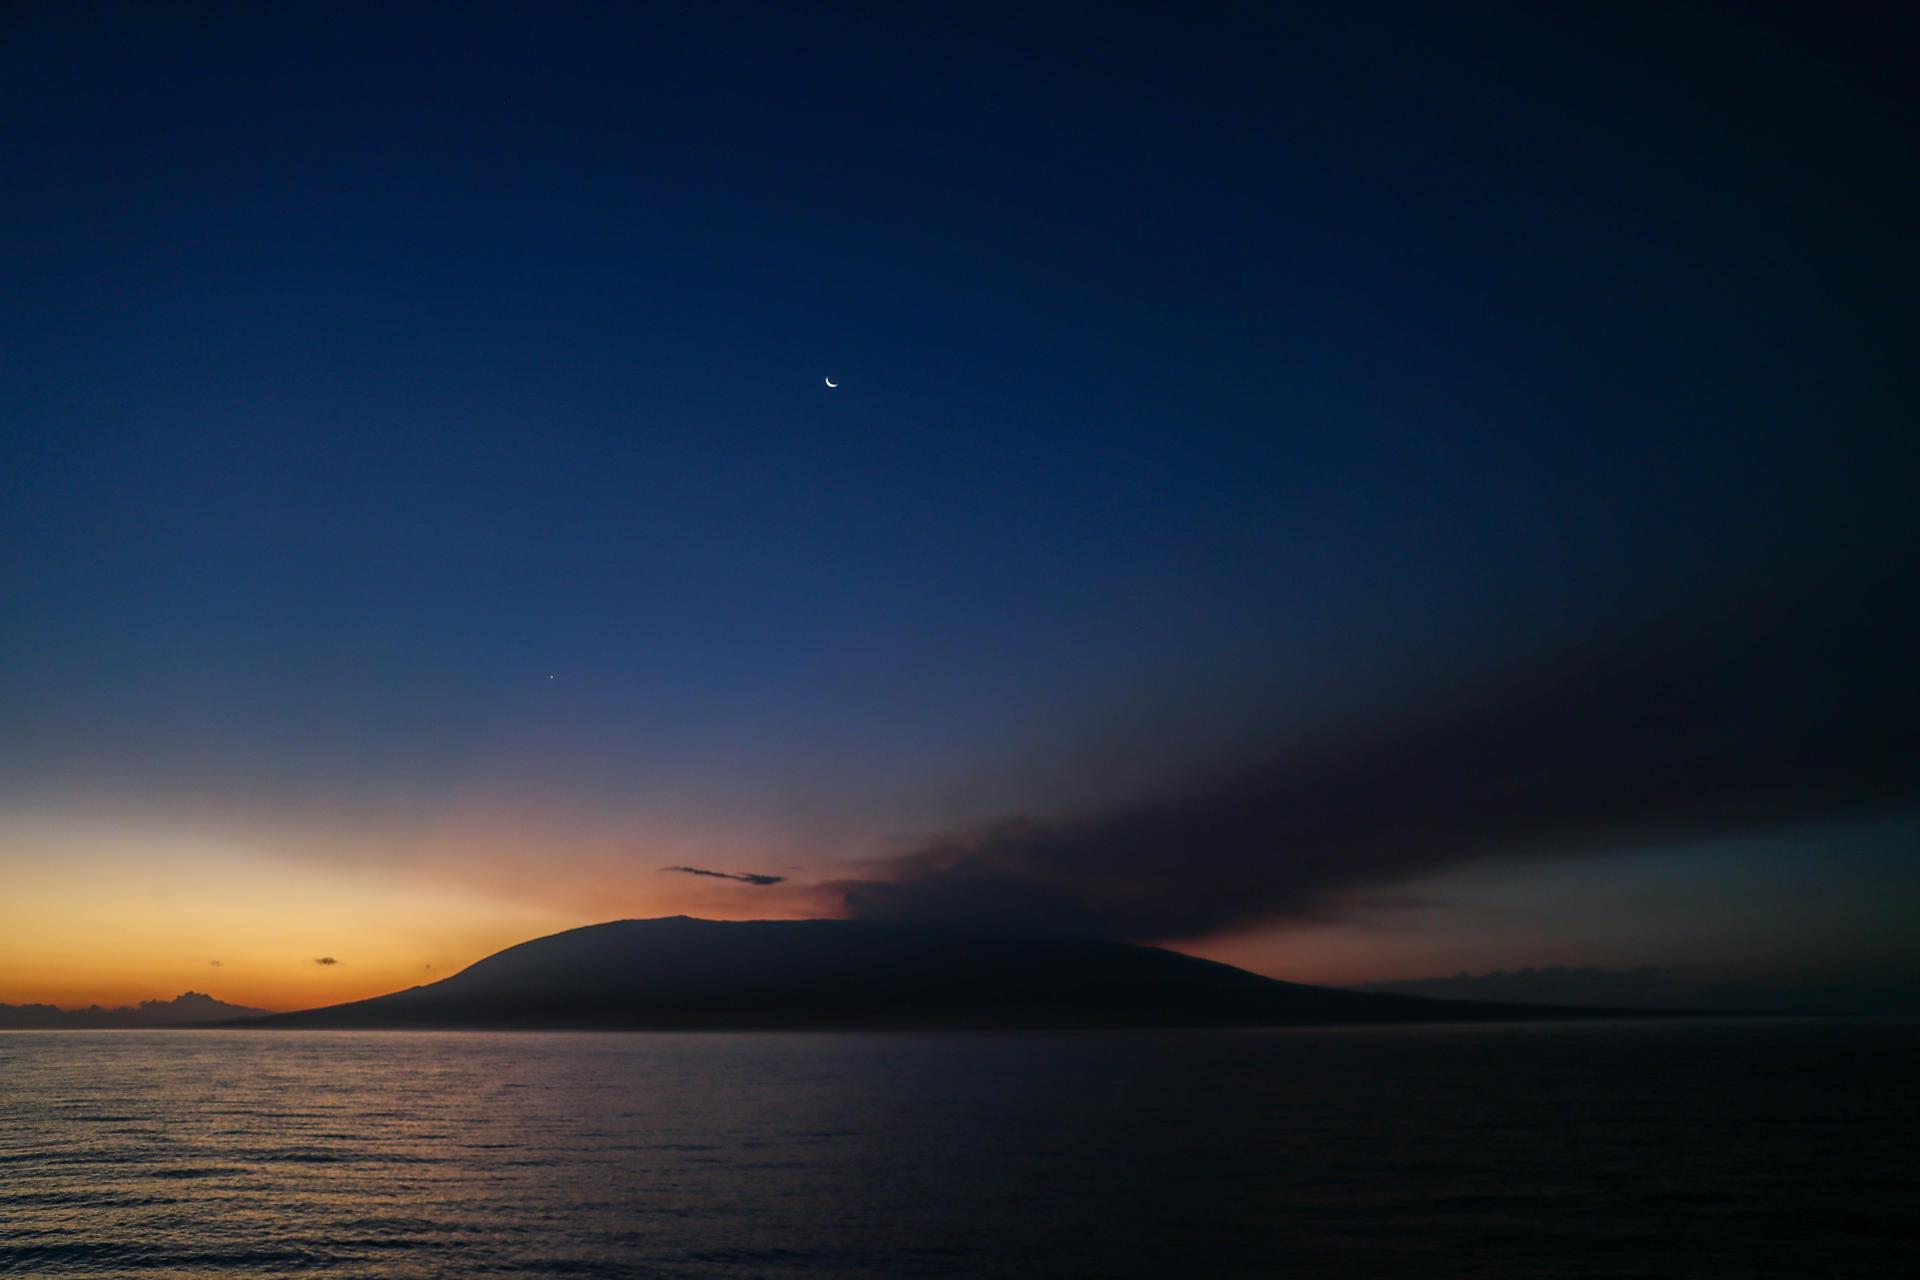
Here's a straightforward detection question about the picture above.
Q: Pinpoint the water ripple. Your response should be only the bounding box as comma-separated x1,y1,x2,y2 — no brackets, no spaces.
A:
1,1024,1914,1279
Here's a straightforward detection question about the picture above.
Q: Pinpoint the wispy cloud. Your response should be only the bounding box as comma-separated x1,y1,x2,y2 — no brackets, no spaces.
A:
662,865,786,887
1350,966,1920,1015
1352,966,1681,1007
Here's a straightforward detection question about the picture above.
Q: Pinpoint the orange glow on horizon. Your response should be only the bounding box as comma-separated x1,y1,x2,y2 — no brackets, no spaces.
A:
0,810,837,1012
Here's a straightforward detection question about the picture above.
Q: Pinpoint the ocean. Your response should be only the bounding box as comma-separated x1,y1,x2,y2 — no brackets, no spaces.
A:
2,1019,1915,1277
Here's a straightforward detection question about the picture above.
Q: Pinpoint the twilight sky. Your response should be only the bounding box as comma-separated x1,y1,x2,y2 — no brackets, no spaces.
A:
3,2,1916,1011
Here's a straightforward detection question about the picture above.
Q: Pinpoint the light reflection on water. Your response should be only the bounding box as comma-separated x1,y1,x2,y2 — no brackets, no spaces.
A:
1,1021,1915,1277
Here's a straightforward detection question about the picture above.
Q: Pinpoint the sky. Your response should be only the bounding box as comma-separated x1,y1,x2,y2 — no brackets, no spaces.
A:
3,2,1916,1012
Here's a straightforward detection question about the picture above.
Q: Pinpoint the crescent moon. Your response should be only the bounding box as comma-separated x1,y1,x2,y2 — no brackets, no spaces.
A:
824,377,837,388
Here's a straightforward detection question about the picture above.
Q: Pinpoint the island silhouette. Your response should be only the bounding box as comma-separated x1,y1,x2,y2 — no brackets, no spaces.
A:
237,917,1639,1030
0,991,271,1029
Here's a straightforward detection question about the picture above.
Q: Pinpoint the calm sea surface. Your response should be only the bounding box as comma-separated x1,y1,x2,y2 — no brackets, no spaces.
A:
2,1020,1915,1278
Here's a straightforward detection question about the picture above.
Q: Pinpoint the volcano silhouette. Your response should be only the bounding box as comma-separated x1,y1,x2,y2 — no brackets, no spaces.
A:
243,916,1614,1030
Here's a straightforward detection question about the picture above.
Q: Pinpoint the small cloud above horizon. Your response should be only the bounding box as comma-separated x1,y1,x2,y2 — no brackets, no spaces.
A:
662,865,786,887
314,956,339,966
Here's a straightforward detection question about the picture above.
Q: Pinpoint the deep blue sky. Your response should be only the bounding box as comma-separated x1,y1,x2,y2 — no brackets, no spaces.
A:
2,3,1915,1006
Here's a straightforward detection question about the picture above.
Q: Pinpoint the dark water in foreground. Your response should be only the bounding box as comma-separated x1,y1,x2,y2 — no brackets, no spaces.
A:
2,1021,1915,1278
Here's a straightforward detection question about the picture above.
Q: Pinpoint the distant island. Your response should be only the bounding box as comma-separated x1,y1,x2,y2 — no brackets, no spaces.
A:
236,917,1642,1031
0,991,271,1029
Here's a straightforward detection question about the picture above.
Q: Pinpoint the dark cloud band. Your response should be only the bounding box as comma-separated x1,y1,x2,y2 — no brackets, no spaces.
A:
830,586,1919,941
